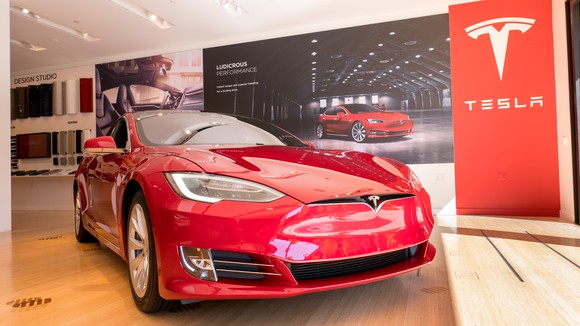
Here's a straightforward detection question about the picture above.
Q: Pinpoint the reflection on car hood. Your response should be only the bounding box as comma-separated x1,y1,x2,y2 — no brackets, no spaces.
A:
354,112,410,120
150,145,414,203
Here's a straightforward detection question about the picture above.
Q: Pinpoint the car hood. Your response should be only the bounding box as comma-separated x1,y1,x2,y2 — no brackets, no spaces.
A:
355,112,409,120
151,145,414,203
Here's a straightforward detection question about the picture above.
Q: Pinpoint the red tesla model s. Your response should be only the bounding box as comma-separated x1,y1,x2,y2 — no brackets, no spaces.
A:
74,110,435,312
316,104,413,142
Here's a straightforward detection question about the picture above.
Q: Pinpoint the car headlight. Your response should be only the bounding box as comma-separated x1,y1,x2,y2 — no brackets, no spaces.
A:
408,169,423,190
366,118,384,123
165,172,285,203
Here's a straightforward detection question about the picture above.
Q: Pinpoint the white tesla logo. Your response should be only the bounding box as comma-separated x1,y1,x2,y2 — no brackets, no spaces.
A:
465,17,535,80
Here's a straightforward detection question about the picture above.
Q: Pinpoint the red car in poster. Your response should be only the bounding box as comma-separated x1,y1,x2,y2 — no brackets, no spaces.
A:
74,110,435,312
317,104,413,143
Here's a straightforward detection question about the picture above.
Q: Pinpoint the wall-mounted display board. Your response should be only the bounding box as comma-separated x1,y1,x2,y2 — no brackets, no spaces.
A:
10,65,96,174
10,78,92,120
450,0,559,217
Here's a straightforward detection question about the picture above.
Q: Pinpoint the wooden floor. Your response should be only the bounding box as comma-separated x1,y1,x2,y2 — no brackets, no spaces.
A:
0,211,578,325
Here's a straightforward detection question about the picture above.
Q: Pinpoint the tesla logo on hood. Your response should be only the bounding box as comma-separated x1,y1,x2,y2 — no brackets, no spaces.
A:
465,17,535,81
367,195,381,212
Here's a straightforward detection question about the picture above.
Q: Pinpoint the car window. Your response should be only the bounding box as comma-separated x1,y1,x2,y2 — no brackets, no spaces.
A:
135,111,308,148
324,107,338,116
103,87,118,103
108,118,129,149
344,104,382,114
129,85,166,104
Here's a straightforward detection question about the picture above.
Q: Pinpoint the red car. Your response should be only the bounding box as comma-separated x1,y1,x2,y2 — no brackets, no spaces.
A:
317,104,413,142
74,110,435,312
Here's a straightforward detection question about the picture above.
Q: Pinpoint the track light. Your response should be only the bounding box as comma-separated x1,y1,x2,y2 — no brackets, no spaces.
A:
10,5,99,42
110,0,174,29
11,38,46,51
212,0,247,16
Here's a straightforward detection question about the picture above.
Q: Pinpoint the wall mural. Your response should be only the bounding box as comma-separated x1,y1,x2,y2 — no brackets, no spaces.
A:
95,50,203,136
203,14,452,165
96,14,452,165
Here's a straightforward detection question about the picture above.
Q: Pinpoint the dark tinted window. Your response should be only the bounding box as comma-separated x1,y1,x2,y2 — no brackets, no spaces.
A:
323,107,339,116
343,104,382,114
108,118,129,149
135,111,308,147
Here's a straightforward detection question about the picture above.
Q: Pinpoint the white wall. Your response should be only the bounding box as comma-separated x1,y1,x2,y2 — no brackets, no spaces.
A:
1,0,11,232
10,65,96,212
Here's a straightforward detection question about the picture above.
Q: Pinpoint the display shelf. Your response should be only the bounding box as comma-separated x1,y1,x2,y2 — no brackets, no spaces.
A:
11,168,77,177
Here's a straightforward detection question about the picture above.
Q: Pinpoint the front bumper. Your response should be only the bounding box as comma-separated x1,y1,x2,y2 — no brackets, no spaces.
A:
146,179,435,300
366,120,413,138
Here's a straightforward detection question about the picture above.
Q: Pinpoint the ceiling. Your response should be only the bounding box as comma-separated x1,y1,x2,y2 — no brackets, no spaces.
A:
9,0,457,74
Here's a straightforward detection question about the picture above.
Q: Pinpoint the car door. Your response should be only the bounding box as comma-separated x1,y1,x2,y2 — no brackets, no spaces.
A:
333,107,351,134
86,118,130,248
323,107,342,134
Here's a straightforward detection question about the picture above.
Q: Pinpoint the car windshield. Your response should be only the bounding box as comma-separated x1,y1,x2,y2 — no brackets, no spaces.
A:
344,104,383,114
134,111,308,147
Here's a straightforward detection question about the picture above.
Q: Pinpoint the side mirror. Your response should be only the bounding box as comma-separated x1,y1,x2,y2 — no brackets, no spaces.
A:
84,136,127,154
337,111,345,117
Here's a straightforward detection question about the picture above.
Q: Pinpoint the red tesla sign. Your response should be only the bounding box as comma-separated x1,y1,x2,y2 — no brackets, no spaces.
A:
449,0,559,216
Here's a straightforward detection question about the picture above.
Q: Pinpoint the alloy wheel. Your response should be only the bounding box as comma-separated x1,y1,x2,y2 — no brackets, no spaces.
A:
74,191,82,237
128,203,150,299
351,122,366,142
316,124,325,138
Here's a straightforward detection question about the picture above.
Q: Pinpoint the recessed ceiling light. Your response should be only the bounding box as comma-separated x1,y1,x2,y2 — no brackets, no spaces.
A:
311,52,317,56
22,8,29,14
389,32,395,35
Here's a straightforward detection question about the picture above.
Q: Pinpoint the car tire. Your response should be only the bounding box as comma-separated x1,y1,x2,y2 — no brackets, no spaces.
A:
74,190,97,243
127,190,179,313
316,124,326,139
351,121,366,143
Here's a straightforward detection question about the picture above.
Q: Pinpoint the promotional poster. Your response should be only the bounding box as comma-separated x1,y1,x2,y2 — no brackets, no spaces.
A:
203,14,453,165
95,50,203,136
450,0,559,216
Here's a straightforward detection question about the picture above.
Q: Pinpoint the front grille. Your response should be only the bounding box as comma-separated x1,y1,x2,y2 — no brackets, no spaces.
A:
211,250,281,280
289,246,415,281
386,130,411,135
310,194,415,206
